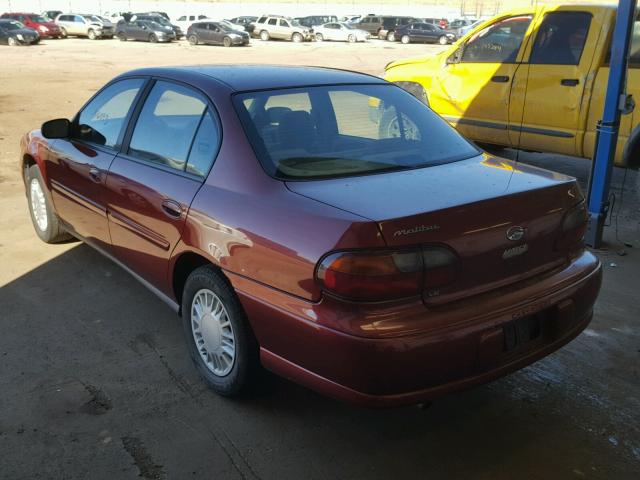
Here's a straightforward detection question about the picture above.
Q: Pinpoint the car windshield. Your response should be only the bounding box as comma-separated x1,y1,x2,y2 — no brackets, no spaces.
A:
32,15,48,22
2,21,23,30
234,84,479,181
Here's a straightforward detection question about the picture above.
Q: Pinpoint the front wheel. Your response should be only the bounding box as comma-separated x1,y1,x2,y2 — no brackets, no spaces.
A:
291,32,303,43
223,36,232,47
260,30,269,41
118,32,127,41
438,35,449,45
149,33,158,43
7,36,18,46
188,34,198,45
387,31,395,42
347,34,356,43
182,266,258,397
315,33,323,42
59,27,67,38
401,34,410,44
88,29,97,40
27,165,72,243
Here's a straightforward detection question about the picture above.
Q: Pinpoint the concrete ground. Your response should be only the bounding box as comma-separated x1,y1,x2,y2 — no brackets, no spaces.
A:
0,38,638,479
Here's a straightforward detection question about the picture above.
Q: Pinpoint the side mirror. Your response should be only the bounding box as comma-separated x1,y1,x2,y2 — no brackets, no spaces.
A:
41,118,71,139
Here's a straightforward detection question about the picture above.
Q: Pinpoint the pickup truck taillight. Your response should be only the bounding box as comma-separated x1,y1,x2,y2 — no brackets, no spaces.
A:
316,247,459,302
556,201,588,251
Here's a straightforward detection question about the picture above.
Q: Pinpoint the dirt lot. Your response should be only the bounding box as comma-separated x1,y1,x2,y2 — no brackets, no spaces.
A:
0,38,639,479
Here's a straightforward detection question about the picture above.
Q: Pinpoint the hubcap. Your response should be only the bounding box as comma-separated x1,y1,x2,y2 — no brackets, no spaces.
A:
191,289,236,376
30,178,48,232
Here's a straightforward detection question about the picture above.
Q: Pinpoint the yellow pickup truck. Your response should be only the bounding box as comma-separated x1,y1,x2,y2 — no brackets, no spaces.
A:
384,4,640,167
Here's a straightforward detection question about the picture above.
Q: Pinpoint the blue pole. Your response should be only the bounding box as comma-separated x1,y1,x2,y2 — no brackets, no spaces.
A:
586,0,637,248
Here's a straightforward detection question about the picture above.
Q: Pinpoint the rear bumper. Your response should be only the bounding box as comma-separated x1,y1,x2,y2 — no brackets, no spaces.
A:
231,251,602,407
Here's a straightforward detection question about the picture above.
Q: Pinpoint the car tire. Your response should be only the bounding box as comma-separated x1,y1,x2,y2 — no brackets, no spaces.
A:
260,30,269,41
7,36,18,46
292,32,303,43
347,34,356,43
387,31,395,42
118,32,126,41
27,165,72,244
223,36,232,47
181,265,258,397
149,33,158,43
315,33,323,42
438,35,448,45
188,34,198,45
59,27,67,38
401,34,410,44
88,29,97,40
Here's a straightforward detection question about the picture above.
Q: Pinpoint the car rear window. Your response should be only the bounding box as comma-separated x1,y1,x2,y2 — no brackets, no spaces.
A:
234,84,479,181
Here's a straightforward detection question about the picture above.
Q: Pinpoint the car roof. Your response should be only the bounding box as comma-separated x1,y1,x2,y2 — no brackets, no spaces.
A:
121,65,386,92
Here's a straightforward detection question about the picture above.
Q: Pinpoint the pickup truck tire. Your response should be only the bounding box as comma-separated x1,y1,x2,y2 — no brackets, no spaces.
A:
181,265,259,397
27,165,72,244
260,30,270,41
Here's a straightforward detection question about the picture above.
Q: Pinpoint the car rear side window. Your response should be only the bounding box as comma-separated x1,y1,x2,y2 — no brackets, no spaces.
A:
76,78,145,148
186,110,220,177
529,12,592,65
128,81,208,172
234,84,479,180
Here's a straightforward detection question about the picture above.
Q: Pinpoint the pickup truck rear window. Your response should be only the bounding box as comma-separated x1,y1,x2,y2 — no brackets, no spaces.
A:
234,84,480,181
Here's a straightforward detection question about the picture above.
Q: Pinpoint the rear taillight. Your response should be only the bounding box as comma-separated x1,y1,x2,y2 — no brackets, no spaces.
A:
316,246,459,302
556,201,588,251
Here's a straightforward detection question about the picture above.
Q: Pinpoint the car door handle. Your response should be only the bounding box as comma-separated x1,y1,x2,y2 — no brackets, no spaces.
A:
561,79,580,87
491,75,510,83
161,199,183,218
89,167,101,183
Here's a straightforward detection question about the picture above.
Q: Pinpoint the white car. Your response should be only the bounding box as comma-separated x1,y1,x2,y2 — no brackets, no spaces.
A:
313,22,370,43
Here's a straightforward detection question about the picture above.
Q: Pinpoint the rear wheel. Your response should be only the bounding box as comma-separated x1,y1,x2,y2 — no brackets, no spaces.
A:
387,31,395,42
438,35,448,45
292,32,303,43
87,28,97,40
188,34,198,45
181,265,258,397
7,36,18,46
27,165,71,243
149,33,158,43
347,34,356,43
315,33,324,42
118,32,127,41
223,36,232,47
401,34,410,44
260,30,269,41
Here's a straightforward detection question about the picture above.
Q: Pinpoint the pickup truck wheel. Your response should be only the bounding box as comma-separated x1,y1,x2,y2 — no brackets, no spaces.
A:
188,34,198,45
223,36,232,47
401,34,410,44
260,30,270,41
438,35,449,45
27,165,72,244
292,32,303,43
59,27,67,38
88,29,97,40
181,265,258,397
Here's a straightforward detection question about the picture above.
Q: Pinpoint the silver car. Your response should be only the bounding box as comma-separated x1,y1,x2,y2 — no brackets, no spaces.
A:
252,15,310,42
55,14,115,39
313,22,370,43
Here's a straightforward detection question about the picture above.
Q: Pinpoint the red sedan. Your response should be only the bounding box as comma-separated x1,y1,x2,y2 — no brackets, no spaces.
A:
0,12,62,38
20,66,601,407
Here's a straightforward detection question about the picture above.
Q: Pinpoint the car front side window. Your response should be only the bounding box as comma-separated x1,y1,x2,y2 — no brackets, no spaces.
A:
462,15,533,63
76,78,145,148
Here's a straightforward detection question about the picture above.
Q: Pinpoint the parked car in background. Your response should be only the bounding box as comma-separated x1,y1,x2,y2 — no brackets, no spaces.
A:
227,16,257,31
379,16,419,41
0,18,39,45
55,14,115,39
0,12,62,38
252,15,310,42
424,17,449,29
218,19,246,32
21,65,601,406
446,18,477,37
295,15,338,29
313,22,370,42
393,22,455,45
385,4,640,167
116,20,176,43
174,14,209,32
341,15,362,24
133,13,183,38
459,19,485,36
187,21,249,46
42,10,62,21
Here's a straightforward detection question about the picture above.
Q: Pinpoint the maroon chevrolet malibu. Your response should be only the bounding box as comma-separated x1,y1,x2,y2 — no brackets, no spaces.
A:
20,66,602,407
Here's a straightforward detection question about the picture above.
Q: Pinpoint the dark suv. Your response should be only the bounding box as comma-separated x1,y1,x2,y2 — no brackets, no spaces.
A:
294,15,338,28
358,15,416,39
